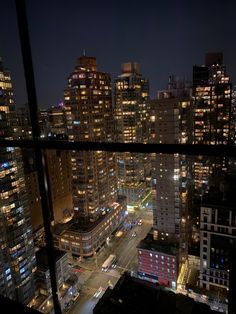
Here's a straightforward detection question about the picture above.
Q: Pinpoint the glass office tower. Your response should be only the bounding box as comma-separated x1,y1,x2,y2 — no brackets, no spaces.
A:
0,60,36,304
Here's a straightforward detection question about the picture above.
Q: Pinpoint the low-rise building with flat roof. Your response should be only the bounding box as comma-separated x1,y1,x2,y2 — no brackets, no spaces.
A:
54,196,127,258
137,230,179,289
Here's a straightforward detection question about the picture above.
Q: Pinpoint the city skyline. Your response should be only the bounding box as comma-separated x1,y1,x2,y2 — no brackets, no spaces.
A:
1,2,236,313
1,0,236,107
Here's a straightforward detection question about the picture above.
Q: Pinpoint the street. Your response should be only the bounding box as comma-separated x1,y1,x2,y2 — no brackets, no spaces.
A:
67,207,153,314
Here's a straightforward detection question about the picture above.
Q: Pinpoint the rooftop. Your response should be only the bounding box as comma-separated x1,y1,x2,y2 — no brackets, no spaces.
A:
202,176,236,209
0,295,39,314
54,195,126,234
137,231,179,256
93,274,218,314
36,247,66,271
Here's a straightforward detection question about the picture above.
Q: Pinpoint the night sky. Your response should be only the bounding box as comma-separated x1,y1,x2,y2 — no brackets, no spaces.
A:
1,0,236,108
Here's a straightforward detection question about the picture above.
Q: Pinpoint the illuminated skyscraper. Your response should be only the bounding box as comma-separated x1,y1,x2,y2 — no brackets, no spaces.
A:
232,86,236,144
58,56,126,259
64,56,117,221
192,53,231,146
114,62,151,209
150,77,191,271
192,53,231,194
0,60,36,304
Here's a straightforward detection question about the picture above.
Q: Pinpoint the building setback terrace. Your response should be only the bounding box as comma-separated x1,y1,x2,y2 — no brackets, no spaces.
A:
54,196,127,257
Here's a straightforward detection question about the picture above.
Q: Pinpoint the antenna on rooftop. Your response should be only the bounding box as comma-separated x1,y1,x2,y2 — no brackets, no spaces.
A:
82,48,86,56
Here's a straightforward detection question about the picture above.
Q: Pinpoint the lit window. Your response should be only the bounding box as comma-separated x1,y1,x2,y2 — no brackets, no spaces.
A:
6,275,12,281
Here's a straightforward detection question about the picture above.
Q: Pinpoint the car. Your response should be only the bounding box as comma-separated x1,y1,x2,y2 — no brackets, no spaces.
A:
93,286,104,298
138,219,143,226
132,232,137,237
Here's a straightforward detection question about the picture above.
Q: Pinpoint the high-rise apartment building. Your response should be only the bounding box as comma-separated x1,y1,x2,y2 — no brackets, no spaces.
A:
0,60,36,304
192,53,231,193
199,183,236,300
44,147,73,224
16,107,32,139
140,77,192,288
114,62,151,209
18,105,73,232
150,77,191,237
23,147,73,239
22,150,43,234
38,109,50,138
231,86,236,145
192,53,231,143
64,56,117,222
38,105,67,138
58,56,126,258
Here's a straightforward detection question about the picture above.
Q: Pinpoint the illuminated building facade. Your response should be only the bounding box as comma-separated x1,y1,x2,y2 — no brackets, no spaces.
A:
137,232,179,289
199,188,236,300
22,150,42,233
38,105,67,138
47,105,67,136
0,60,36,304
150,99,190,236
192,53,231,193
23,149,73,236
16,107,32,139
114,62,150,209
38,109,50,138
150,77,191,238
34,247,77,313
139,78,191,288
56,196,126,257
64,56,117,222
44,148,73,224
231,85,236,144
21,143,73,235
